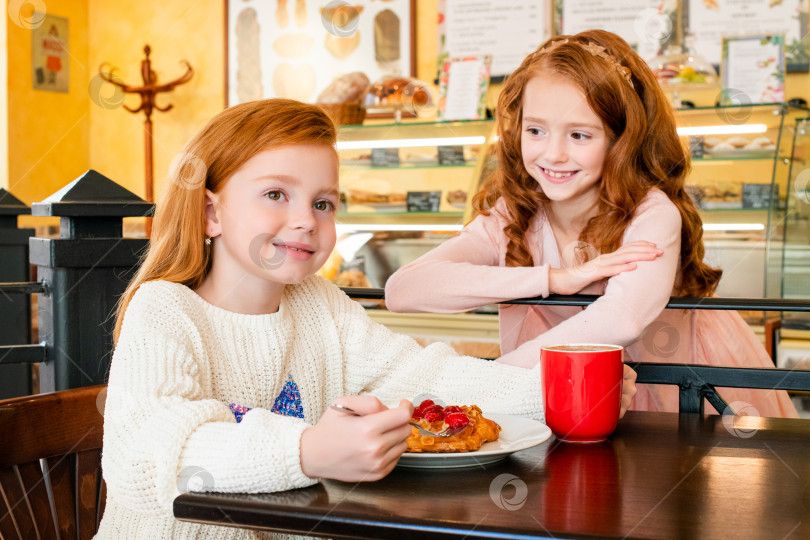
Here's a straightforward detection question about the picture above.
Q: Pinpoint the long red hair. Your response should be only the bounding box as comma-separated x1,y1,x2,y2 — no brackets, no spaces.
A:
473,29,721,297
113,99,336,342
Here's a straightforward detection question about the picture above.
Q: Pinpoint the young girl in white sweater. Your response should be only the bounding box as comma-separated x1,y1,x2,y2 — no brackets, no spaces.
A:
95,99,637,539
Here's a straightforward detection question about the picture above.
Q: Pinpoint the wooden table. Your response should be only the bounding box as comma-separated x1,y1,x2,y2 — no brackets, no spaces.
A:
173,411,810,539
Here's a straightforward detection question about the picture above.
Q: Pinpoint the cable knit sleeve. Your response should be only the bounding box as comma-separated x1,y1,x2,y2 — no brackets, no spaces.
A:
318,279,543,418
101,282,315,516
385,201,551,313
499,190,682,367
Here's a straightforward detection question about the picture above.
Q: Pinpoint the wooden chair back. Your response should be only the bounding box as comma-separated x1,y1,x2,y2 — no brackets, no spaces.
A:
0,385,106,540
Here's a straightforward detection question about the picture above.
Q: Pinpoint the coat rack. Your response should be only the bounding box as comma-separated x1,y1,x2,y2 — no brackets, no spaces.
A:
98,45,193,235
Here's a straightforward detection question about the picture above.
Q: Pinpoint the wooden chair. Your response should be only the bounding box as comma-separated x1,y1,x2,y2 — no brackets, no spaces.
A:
0,385,107,540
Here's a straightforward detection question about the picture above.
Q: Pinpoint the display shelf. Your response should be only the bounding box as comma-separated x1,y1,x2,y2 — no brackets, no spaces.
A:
337,119,495,146
336,119,496,228
328,105,806,311
341,163,477,170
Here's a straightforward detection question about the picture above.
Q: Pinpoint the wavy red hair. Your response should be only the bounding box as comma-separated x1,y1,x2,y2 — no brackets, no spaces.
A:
473,29,721,297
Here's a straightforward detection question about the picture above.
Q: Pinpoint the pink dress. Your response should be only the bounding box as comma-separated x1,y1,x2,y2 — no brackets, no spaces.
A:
385,189,798,418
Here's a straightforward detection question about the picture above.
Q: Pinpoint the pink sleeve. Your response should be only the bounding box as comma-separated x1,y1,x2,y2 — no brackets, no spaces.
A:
384,208,550,314
498,192,682,367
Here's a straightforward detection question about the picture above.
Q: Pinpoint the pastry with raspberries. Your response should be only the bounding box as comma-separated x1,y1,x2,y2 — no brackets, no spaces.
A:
406,399,501,453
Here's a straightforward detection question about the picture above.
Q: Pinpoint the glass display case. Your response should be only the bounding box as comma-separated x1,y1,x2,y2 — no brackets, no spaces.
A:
775,115,810,299
331,119,496,289
673,103,806,300
329,105,807,301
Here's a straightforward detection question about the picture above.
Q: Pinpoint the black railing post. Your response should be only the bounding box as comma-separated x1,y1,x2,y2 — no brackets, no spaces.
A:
30,170,152,392
0,189,35,398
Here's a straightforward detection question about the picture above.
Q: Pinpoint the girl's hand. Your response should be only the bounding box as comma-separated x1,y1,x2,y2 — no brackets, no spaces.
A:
549,241,663,295
300,396,413,482
620,364,637,418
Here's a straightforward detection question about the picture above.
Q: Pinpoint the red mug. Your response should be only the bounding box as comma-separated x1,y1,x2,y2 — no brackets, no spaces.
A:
541,344,624,443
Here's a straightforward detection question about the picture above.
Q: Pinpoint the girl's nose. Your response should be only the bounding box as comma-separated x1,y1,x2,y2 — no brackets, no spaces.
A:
289,204,317,232
543,136,567,163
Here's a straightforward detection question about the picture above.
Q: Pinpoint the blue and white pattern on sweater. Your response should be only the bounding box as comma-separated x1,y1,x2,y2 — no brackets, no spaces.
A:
229,374,304,422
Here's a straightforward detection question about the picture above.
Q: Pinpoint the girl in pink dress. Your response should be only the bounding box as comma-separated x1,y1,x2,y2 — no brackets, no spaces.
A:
385,29,797,418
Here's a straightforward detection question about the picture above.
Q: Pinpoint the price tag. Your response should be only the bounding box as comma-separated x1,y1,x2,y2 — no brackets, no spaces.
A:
438,145,466,165
406,191,442,212
689,136,704,159
742,183,773,209
371,148,400,167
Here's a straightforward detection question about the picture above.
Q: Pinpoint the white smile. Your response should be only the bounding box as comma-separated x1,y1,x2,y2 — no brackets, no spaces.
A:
542,167,576,179
274,243,314,254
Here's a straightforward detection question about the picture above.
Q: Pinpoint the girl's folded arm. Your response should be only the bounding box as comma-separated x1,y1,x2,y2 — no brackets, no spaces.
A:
385,210,551,313
498,196,682,367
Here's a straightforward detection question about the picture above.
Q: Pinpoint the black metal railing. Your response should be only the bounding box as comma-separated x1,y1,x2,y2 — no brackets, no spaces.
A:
341,287,810,415
0,171,152,396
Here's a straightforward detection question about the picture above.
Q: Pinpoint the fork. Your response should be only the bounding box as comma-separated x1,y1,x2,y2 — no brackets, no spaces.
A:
329,403,467,438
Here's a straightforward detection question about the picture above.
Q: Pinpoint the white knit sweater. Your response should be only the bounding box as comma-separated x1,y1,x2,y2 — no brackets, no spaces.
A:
94,276,543,539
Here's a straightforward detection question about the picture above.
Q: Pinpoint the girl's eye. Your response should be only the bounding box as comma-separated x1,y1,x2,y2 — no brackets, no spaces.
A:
526,127,542,136
571,132,591,141
314,200,335,212
266,190,284,201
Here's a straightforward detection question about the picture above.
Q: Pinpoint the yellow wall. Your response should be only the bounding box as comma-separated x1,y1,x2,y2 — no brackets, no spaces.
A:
1,4,7,189
7,0,89,209
87,0,223,206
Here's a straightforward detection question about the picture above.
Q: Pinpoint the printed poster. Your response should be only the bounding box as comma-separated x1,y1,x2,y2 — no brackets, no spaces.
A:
685,0,808,71
721,35,785,104
437,55,492,121
32,13,69,93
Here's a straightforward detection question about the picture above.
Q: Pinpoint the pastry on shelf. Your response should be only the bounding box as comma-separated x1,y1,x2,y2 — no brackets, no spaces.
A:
446,189,468,207
334,269,371,288
363,75,436,119
407,401,501,453
647,47,718,87
726,136,750,148
346,189,388,204
317,71,370,104
745,136,775,149
703,137,723,150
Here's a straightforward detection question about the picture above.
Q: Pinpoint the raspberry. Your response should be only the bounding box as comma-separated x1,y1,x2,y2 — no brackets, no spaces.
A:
443,405,463,414
445,413,470,428
411,408,424,419
422,404,444,417
424,411,444,422
417,399,434,411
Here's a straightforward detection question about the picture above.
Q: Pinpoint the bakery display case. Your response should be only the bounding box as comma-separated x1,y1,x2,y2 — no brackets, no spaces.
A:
773,115,810,300
331,118,496,288
326,118,500,351
673,103,807,299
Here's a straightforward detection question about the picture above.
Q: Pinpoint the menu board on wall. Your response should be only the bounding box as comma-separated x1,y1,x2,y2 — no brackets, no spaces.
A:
437,0,550,80
684,0,808,72
555,0,676,61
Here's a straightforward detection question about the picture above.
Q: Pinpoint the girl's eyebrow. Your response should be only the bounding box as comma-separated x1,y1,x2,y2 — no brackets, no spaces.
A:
254,174,301,185
321,187,340,199
522,115,603,131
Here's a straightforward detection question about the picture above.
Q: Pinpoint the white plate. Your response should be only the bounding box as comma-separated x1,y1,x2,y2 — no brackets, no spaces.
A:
397,413,551,469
